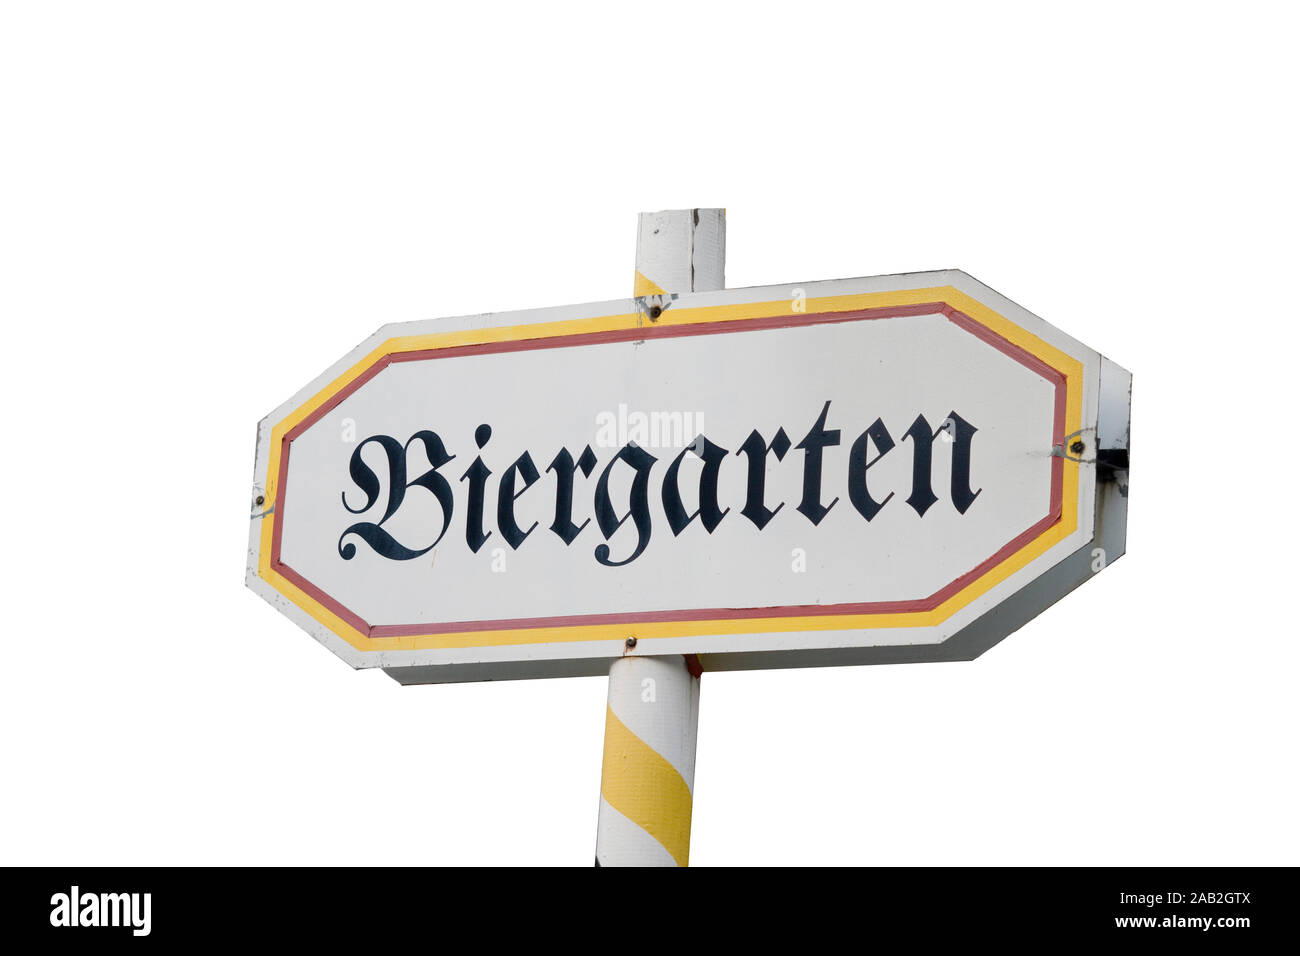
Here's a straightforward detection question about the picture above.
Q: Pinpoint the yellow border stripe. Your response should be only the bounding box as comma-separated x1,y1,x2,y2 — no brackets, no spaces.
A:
256,286,1084,652
600,706,692,866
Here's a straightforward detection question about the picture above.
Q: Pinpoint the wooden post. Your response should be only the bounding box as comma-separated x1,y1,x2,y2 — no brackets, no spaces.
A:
594,209,724,867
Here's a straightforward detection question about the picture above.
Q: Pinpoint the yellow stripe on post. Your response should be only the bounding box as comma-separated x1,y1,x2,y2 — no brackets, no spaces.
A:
596,654,701,867
600,705,694,867
633,269,666,297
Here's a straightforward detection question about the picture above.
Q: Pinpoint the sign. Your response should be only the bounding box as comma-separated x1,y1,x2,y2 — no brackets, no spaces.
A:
246,269,1131,683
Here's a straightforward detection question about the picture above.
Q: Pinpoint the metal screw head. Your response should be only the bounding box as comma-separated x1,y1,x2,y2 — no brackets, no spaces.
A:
1070,440,1086,455
625,637,637,649
647,305,662,320
255,495,265,506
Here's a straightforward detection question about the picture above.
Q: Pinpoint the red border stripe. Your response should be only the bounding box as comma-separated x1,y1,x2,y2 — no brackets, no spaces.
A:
271,303,1067,638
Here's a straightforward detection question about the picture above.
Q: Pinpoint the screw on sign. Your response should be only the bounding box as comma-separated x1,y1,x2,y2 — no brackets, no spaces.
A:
246,209,1132,866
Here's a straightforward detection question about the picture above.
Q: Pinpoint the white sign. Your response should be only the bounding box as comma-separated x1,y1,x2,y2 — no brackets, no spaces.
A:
247,270,1131,683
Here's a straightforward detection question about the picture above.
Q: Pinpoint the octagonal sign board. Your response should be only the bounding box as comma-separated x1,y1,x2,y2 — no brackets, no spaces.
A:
246,270,1131,684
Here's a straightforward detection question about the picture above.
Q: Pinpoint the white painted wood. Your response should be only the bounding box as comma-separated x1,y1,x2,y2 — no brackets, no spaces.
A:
634,208,725,294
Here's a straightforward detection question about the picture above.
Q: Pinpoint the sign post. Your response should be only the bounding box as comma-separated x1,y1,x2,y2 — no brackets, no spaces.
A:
595,209,724,867
246,209,1131,866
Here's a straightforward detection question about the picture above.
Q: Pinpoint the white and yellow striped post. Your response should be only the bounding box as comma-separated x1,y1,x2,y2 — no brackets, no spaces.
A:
595,209,724,867
596,656,703,866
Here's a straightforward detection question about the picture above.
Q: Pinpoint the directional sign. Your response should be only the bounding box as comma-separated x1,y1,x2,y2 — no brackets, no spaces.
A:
246,270,1131,684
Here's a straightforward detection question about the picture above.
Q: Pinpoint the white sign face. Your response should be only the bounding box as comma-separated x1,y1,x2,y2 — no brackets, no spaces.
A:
247,270,1130,682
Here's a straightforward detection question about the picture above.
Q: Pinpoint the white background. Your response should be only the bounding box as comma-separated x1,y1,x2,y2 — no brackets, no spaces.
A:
1,1,1295,866
281,312,1055,623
